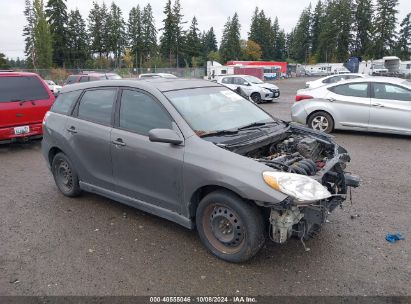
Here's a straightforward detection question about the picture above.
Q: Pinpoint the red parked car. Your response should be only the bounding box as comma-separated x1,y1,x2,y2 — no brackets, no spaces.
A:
0,72,55,144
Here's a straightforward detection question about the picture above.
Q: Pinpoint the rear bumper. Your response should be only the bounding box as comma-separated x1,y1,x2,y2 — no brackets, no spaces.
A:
0,123,43,144
291,102,308,124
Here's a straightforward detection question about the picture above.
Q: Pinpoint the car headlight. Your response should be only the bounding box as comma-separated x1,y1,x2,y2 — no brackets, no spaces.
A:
262,88,271,93
262,171,331,202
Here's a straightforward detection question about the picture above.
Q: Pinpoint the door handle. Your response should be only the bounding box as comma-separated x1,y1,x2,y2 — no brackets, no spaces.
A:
327,97,336,102
112,138,126,147
67,126,77,134
372,103,385,108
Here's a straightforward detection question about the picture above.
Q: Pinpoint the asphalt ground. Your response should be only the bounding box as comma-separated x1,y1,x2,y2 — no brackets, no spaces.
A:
0,77,410,296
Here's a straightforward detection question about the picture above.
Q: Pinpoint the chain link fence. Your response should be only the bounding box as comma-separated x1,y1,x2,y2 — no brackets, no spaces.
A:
15,67,206,84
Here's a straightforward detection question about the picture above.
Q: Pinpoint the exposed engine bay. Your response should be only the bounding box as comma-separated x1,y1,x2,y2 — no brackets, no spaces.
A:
225,126,360,246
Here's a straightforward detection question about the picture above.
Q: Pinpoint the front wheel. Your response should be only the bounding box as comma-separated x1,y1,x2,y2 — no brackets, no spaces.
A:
196,190,265,263
308,111,334,133
250,93,262,104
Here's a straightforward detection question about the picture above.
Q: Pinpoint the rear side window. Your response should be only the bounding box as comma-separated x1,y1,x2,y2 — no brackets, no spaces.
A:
221,77,232,84
77,89,116,125
0,76,49,102
373,83,411,101
323,76,339,84
79,76,89,82
329,83,369,98
119,89,173,135
51,90,82,115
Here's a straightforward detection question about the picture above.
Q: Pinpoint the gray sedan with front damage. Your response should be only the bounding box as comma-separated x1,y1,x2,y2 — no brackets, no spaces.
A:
42,78,359,262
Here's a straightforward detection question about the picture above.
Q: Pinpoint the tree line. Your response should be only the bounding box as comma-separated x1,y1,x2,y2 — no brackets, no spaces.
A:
2,0,410,69
289,0,410,64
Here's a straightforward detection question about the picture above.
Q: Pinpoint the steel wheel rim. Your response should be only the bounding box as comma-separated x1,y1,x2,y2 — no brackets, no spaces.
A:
56,160,73,192
202,203,245,254
311,116,329,132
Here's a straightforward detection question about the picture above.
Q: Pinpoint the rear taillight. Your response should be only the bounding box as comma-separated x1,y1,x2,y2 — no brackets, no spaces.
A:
295,95,313,102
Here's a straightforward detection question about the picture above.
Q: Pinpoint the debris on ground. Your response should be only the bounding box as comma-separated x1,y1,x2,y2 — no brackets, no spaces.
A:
385,233,405,243
9,279,19,284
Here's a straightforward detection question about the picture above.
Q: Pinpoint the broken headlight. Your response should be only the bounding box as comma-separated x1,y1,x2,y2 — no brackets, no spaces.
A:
262,171,332,202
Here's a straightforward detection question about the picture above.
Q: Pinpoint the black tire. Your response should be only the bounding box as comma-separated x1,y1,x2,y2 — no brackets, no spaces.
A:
51,152,81,197
307,111,334,133
196,190,265,263
250,93,262,104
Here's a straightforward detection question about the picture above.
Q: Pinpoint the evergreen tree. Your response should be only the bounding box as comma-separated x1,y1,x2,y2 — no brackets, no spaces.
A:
291,5,311,62
270,17,280,60
317,1,339,62
248,8,274,59
373,0,399,57
107,2,126,67
45,0,68,67
160,0,176,65
353,0,373,58
220,13,241,63
311,0,323,57
334,0,353,62
396,13,411,60
128,5,143,67
172,0,185,67
88,2,109,58
33,0,53,68
141,4,158,65
184,16,202,64
274,29,287,60
0,53,10,69
202,27,218,57
66,9,88,68
23,0,36,68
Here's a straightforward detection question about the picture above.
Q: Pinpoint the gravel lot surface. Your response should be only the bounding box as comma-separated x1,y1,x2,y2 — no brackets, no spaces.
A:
0,77,410,296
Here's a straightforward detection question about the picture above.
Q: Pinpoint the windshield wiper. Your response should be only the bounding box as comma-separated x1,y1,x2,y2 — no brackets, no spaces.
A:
199,129,239,138
237,121,280,131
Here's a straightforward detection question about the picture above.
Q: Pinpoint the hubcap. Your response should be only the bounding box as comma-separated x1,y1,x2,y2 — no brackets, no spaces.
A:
209,206,244,247
311,116,329,132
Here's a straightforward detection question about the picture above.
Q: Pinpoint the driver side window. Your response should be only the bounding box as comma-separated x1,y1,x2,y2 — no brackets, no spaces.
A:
119,89,173,136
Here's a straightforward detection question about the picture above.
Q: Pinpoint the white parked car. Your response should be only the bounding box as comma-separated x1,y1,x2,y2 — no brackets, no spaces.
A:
305,73,366,89
292,77,411,135
217,75,280,103
45,80,62,94
139,73,177,79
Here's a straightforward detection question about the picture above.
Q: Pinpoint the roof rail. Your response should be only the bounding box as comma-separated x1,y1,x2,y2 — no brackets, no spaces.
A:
0,69,14,72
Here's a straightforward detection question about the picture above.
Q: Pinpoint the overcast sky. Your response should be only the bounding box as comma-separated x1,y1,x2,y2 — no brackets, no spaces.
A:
1,0,410,59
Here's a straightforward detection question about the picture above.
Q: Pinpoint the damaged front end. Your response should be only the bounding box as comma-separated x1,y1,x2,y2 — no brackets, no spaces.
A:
226,124,360,245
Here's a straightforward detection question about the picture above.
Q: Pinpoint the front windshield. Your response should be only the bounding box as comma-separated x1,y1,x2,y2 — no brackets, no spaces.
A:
165,87,274,135
244,76,264,84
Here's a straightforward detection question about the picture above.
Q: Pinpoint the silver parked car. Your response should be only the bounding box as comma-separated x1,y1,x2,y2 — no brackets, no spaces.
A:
217,74,280,103
292,77,411,135
305,73,366,89
42,79,359,262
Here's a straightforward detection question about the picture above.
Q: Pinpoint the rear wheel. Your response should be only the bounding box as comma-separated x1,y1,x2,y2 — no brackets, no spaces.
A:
308,111,334,133
250,93,262,104
196,190,265,263
51,152,81,197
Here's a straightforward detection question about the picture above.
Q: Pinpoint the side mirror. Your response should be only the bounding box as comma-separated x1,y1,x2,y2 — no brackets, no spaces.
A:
148,129,183,145
53,91,60,97
244,82,251,86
